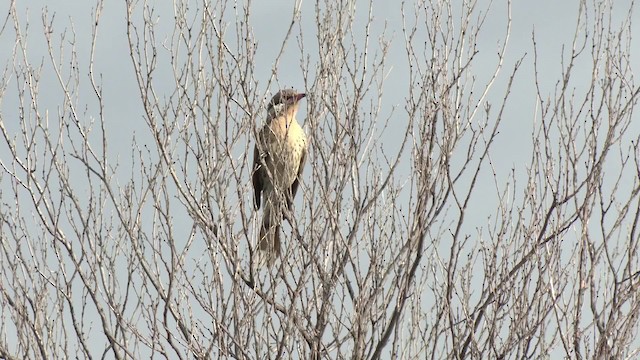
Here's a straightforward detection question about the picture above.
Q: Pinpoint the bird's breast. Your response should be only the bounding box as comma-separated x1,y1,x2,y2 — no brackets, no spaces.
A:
259,118,307,187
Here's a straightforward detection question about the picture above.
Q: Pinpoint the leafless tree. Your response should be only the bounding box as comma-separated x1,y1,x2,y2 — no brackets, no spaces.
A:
1,0,639,358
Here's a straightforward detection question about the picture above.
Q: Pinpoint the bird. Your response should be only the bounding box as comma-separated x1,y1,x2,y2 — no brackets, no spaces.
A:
252,89,308,266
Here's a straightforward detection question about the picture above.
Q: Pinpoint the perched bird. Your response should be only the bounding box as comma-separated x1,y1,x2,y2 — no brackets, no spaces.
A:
252,89,308,265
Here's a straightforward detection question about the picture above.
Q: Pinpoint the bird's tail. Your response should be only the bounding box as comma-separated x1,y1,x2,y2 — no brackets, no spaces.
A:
258,206,281,266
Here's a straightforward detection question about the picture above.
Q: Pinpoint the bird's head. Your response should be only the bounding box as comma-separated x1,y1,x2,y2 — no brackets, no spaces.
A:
267,89,306,119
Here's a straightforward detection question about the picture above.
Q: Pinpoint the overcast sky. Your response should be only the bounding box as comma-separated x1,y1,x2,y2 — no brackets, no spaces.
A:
4,0,636,179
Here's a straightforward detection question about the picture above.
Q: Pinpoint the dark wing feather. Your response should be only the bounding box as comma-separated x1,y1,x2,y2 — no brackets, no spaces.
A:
252,145,264,209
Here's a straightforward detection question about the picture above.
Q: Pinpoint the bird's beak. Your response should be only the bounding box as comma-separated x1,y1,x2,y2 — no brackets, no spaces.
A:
296,93,306,101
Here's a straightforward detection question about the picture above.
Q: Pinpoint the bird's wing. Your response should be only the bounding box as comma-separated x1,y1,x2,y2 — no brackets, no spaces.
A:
252,144,264,209
287,147,307,209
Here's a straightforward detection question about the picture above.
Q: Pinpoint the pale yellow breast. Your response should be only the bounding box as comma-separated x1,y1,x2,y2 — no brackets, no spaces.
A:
259,115,307,190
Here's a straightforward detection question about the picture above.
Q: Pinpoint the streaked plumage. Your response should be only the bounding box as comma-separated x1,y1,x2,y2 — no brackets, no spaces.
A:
252,89,307,265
